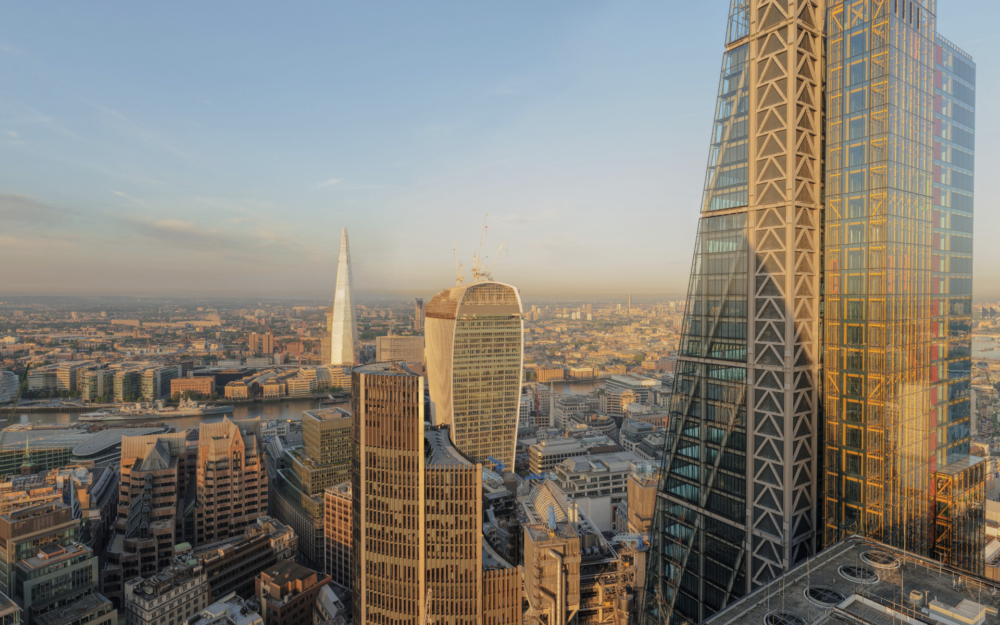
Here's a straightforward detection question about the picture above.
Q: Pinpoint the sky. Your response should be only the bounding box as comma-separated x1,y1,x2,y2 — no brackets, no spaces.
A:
1,1,997,300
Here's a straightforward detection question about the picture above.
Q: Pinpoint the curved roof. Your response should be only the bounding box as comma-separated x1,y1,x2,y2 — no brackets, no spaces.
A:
72,427,165,458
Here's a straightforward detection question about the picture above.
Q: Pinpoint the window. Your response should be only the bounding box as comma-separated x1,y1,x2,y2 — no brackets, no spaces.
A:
849,116,866,139
850,60,866,85
849,88,867,112
848,144,865,166
846,300,864,320
850,31,867,57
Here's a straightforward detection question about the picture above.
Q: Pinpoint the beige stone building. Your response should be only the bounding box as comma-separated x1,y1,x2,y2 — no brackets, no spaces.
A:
196,419,268,545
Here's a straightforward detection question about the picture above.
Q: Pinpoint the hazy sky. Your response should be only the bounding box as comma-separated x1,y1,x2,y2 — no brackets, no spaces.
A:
1,2,997,300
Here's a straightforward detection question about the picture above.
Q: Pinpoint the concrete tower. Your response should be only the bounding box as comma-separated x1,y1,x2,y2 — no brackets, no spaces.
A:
329,228,358,367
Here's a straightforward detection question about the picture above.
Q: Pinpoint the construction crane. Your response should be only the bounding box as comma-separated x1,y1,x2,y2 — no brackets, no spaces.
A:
453,240,464,285
486,456,506,473
485,240,507,279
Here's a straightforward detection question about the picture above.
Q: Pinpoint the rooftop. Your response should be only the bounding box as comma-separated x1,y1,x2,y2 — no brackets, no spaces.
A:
703,537,1000,625
352,361,418,377
425,428,473,467
35,593,112,625
72,427,165,457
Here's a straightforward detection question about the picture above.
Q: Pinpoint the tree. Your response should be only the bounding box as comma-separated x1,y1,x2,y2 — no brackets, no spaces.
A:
172,392,182,402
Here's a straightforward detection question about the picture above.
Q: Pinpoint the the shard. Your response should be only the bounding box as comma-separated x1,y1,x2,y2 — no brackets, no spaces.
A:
329,228,359,367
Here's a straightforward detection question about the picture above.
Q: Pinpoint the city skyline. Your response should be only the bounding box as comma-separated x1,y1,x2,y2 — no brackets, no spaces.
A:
1,2,997,298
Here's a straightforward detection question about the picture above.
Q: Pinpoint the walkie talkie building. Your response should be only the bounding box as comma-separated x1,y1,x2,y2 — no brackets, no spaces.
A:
642,1,979,623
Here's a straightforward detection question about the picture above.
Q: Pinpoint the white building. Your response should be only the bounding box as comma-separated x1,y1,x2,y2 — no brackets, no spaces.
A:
551,452,653,531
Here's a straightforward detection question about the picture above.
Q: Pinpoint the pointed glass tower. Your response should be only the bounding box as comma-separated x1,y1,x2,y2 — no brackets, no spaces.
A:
329,228,359,367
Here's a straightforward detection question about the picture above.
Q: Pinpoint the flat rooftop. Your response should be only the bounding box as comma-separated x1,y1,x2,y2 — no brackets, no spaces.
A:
703,536,1000,625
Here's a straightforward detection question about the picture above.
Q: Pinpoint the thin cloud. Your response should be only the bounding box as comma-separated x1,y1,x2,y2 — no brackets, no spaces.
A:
0,192,70,223
315,178,342,189
91,101,195,163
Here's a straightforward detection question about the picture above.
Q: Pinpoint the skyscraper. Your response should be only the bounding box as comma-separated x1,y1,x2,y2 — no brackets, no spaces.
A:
823,2,981,571
642,1,978,623
414,297,424,333
425,280,524,471
351,363,521,625
329,228,358,367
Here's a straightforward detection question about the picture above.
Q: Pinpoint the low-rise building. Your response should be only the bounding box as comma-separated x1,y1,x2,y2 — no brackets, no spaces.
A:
255,562,329,625
619,419,663,455
193,517,297,601
124,560,210,625
551,452,651,532
527,438,588,475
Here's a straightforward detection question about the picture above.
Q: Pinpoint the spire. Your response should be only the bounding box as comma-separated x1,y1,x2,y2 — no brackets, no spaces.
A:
330,228,359,367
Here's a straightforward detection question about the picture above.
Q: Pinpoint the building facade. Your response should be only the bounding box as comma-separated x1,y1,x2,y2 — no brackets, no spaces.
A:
642,1,826,622
255,562,329,625
425,280,524,471
822,0,982,573
196,419,268,545
643,1,980,623
124,561,210,625
322,484,351,589
374,336,424,364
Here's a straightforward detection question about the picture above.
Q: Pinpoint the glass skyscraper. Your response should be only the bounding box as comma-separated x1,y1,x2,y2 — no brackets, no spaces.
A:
643,1,978,623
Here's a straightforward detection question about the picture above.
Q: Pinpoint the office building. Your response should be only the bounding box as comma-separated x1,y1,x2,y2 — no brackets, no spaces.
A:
268,410,348,569
141,366,179,402
196,419,268,545
248,332,275,357
193,517,296,602
113,370,143,403
255,562,328,625
169,378,215,399
414,297,424,332
822,0,981,574
103,432,192,608
425,279,524,471
124,560,209,625
351,362,523,625
642,2,980,623
374,335,424,363
0,372,17,404
0,503,79,600
328,229,358,367
80,370,113,403
322,484,351,589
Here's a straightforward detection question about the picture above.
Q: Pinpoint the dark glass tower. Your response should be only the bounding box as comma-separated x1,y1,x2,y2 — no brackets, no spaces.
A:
644,1,980,623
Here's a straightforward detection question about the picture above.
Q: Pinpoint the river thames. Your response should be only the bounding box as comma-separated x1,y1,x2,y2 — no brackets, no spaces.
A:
12,379,603,429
